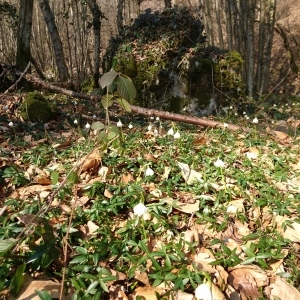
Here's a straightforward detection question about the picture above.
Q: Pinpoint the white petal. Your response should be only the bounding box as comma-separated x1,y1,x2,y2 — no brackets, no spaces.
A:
133,203,147,216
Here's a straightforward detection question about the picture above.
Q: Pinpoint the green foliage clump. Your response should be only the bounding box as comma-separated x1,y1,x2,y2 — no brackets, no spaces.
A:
19,92,59,122
213,50,245,97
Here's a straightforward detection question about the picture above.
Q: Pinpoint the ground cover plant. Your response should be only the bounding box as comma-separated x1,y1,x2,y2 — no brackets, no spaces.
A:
0,93,300,300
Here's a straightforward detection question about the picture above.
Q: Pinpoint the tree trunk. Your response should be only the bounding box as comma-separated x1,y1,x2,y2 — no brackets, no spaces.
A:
39,0,69,82
86,0,103,88
16,0,34,72
258,0,276,95
215,0,224,48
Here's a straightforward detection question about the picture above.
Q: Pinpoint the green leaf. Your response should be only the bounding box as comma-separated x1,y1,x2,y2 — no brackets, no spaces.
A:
99,280,109,293
91,121,105,131
101,95,114,109
79,273,97,280
51,171,59,185
67,171,79,184
69,255,88,264
117,98,131,112
99,70,119,88
240,257,256,265
242,233,260,241
116,74,136,102
35,290,52,300
71,265,94,272
10,264,26,296
70,278,83,291
76,246,88,255
0,238,16,253
85,281,99,295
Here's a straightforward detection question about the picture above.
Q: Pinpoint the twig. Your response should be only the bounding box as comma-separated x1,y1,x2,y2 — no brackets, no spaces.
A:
2,61,31,95
60,184,77,300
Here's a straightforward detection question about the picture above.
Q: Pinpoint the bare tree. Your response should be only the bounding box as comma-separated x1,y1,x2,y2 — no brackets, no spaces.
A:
86,0,104,88
16,0,33,71
38,0,69,81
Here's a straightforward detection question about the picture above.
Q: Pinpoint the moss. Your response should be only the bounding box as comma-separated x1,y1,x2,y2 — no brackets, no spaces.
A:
19,92,59,122
213,51,244,96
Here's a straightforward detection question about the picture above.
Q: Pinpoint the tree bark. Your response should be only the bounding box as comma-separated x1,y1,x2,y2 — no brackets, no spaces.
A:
39,0,69,82
16,0,34,72
86,0,103,88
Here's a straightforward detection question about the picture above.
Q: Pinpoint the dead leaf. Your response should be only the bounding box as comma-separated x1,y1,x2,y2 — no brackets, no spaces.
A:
164,197,200,214
226,200,245,214
266,276,300,300
98,166,109,181
121,173,135,184
177,161,203,185
84,220,99,240
134,269,150,285
132,286,165,300
193,136,208,146
228,268,262,298
18,280,72,300
78,149,101,173
275,215,300,242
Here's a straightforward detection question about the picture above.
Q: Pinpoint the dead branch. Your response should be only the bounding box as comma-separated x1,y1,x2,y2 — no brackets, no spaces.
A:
3,62,31,94
13,69,252,132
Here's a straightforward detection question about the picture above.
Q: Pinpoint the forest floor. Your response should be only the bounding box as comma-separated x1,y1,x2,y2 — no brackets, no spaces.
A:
0,93,300,300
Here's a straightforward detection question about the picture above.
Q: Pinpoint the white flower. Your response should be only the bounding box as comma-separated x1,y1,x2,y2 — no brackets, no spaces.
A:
8,121,13,127
173,131,181,139
74,119,78,125
214,159,225,168
154,129,158,134
245,116,249,120
93,114,96,119
229,106,233,109
243,111,246,115
252,117,258,124
167,128,174,136
150,116,154,120
133,203,147,217
85,122,90,129
195,283,213,300
273,104,276,107
117,120,123,127
128,124,133,129
223,123,228,128
246,152,258,159
145,167,154,176
156,116,160,121
147,124,152,131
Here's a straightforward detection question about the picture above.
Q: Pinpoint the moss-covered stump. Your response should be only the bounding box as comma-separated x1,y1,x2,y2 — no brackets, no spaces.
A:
19,92,59,122
104,7,245,115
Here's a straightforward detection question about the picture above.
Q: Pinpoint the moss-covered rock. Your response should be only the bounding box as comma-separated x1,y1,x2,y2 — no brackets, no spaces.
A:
19,92,59,122
103,7,245,115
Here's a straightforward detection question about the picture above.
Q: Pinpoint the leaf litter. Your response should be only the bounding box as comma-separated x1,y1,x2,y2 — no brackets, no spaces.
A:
0,96,300,299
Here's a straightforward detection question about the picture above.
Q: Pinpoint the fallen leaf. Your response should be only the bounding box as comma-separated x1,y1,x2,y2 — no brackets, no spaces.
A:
177,161,203,185
17,280,72,300
164,197,199,214
275,216,300,242
78,149,101,173
132,286,165,300
228,268,263,298
266,276,300,300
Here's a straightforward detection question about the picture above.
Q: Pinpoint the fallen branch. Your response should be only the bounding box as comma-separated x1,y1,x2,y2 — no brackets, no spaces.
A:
14,70,252,132
2,62,31,95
